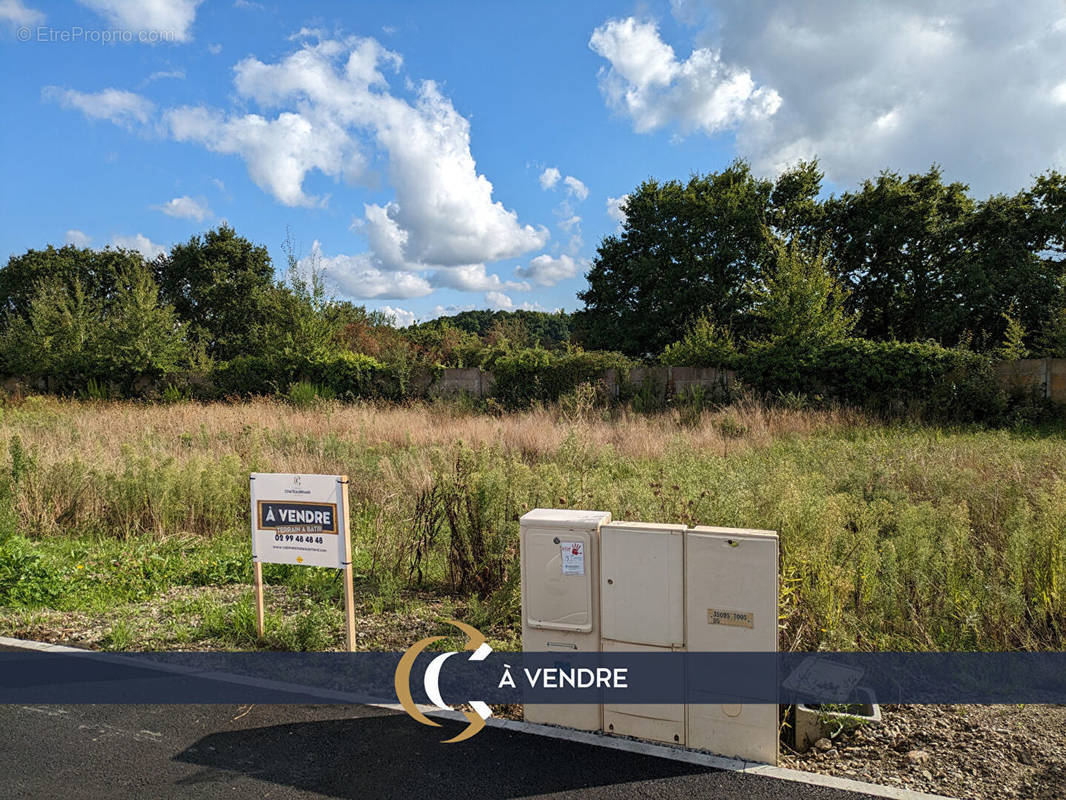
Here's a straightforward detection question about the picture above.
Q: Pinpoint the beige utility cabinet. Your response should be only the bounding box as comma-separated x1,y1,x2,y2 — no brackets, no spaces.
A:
520,508,611,731
685,526,779,764
599,522,686,744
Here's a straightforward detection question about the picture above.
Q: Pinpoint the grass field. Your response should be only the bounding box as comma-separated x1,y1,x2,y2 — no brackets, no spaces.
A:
0,395,1063,653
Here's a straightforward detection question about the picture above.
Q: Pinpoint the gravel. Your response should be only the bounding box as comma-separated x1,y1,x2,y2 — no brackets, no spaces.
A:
781,703,1066,799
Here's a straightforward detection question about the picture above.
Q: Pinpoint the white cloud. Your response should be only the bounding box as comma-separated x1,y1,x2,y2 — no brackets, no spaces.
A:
600,2,1066,194
589,17,781,136
164,37,548,273
485,290,513,310
42,86,154,129
429,264,529,293
539,166,561,189
152,195,211,221
167,105,360,207
64,229,92,247
303,241,432,300
606,194,629,229
50,36,551,306
429,303,476,319
0,0,43,28
1053,82,1066,105
144,69,185,84
207,42,221,54
77,0,202,42
563,175,589,201
515,253,582,287
378,305,416,327
110,233,167,259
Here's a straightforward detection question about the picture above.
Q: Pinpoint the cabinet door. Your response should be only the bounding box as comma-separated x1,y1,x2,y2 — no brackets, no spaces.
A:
685,526,778,765
601,523,684,647
522,527,595,632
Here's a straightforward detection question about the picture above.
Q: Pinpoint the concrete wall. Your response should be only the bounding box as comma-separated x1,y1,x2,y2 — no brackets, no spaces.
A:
434,365,733,400
995,358,1066,403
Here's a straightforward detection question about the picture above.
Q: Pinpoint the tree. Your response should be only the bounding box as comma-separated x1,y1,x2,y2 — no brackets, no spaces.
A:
0,244,150,320
156,225,276,360
578,161,774,357
823,166,975,343
97,266,191,385
0,262,190,392
750,240,856,349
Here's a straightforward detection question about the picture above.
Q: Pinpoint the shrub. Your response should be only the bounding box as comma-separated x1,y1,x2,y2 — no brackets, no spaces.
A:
740,337,1006,421
490,347,634,408
660,314,740,368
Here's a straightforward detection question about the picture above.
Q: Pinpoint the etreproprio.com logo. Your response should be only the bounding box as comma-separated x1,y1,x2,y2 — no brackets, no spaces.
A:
17,26,178,44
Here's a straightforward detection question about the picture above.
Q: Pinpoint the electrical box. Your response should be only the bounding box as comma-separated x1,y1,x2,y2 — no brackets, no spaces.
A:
685,526,779,764
520,508,611,731
519,512,779,764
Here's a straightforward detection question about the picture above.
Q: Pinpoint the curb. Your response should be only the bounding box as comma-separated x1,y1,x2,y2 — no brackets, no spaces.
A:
0,636,954,800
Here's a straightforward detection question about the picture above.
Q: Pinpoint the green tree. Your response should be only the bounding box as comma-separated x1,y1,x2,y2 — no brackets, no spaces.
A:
751,240,856,349
0,281,96,390
156,225,276,360
0,245,150,320
823,166,974,343
578,161,774,356
97,267,191,385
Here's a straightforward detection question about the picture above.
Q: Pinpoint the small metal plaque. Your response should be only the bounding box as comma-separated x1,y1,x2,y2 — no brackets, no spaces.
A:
707,608,754,628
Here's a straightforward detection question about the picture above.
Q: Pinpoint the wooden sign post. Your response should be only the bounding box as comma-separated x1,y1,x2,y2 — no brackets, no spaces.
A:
249,473,356,652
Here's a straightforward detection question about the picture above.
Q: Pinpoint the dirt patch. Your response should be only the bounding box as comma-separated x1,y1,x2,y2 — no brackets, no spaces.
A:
781,703,1066,799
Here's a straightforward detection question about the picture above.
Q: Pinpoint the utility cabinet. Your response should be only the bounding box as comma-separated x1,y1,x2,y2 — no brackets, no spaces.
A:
600,522,686,744
685,526,779,764
520,510,779,764
519,508,611,731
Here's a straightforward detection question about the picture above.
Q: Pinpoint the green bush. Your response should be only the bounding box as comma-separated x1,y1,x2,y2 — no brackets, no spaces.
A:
212,350,384,399
660,314,740,368
489,348,634,408
740,338,1006,421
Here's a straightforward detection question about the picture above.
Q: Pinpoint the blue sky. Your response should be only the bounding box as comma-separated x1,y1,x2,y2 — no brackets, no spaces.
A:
2,1,1065,325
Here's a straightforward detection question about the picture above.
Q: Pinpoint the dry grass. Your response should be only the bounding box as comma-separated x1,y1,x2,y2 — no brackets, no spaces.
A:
1,395,865,470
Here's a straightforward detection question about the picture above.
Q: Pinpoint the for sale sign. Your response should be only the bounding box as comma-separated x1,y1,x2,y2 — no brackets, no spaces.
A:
250,473,350,568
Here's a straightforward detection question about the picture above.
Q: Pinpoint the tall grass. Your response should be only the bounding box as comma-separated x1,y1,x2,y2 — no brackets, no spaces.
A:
0,395,1063,651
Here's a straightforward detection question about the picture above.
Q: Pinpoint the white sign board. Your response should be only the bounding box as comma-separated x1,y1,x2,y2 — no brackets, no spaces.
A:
250,473,350,569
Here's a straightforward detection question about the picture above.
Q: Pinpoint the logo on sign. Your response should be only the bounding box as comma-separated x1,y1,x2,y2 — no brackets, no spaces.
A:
394,620,493,743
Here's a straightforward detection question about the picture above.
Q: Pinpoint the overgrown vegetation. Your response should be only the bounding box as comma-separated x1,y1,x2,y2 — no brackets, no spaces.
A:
2,159,1064,423
0,397,1062,652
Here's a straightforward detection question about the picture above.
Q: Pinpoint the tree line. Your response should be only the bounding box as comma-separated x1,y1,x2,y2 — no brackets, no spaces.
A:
577,161,1066,360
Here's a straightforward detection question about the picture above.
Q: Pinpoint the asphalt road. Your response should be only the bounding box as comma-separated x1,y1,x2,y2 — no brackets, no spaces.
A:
0,702,883,800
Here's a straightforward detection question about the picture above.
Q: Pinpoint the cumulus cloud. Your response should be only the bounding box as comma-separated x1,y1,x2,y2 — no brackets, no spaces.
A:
110,233,167,259
152,195,211,221
485,290,513,310
1,0,43,28
164,35,547,276
563,175,589,201
378,305,416,327
167,105,359,207
301,241,432,300
606,194,629,230
64,229,92,247
42,86,154,128
596,3,1066,194
77,0,202,42
589,17,781,136
514,253,582,287
539,166,561,189
429,264,529,293
49,35,550,307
